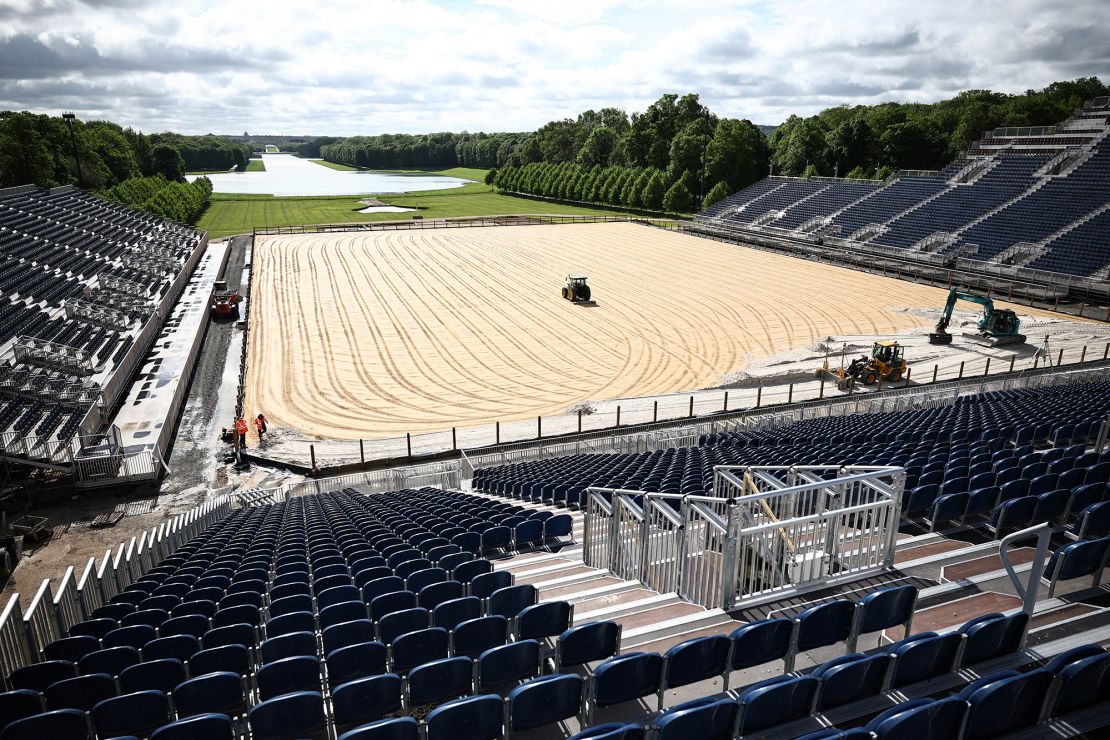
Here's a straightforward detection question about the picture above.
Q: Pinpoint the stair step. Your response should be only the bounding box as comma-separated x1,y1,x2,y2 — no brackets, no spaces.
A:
941,547,1037,582
624,617,743,654
894,539,969,564
1029,603,1100,630
912,591,1022,632
576,592,684,624
607,601,706,632
499,554,579,575
621,607,737,646
565,586,660,612
514,564,599,586
538,575,629,600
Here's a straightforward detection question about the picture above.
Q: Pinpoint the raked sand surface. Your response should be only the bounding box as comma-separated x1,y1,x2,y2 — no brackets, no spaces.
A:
245,222,1039,440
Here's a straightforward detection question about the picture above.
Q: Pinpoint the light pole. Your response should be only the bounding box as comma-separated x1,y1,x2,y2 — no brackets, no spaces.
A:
700,134,709,206
61,112,83,188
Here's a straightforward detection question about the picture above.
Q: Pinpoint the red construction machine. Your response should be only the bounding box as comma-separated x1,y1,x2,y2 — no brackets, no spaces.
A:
211,280,242,318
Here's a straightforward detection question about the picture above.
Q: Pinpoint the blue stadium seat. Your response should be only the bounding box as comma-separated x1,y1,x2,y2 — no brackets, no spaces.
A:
451,615,509,659
433,596,482,630
90,690,171,738
189,644,251,677
475,639,541,691
554,621,621,671
812,652,893,709
378,608,431,644
735,674,820,735
886,631,961,687
585,651,664,724
660,635,731,700
326,641,388,685
150,713,235,740
958,612,1028,665
1051,652,1110,716
143,634,200,663
332,673,402,729
256,655,321,700
960,668,1054,737
796,600,855,651
0,690,45,732
249,690,327,740
119,658,186,694
568,723,645,740
173,670,248,718
506,673,584,737
727,617,796,677
424,694,503,740
390,627,449,673
79,645,140,676
406,656,473,706
1,708,91,740
46,673,117,711
323,619,376,654
469,570,511,599
652,695,738,740
8,660,76,692
515,601,573,641
261,630,317,663
339,717,420,740
488,584,537,619
865,696,968,739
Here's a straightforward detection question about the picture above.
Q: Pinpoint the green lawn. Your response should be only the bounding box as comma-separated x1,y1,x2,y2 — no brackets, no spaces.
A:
307,161,487,182
197,181,649,239
308,159,359,171
245,159,266,172
186,166,234,175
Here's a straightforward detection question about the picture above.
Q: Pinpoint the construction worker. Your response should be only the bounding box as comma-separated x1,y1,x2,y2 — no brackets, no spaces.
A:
234,417,249,449
257,412,268,434
254,414,265,442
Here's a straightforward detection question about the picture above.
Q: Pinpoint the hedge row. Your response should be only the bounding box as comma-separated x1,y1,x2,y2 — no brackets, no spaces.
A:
104,175,212,225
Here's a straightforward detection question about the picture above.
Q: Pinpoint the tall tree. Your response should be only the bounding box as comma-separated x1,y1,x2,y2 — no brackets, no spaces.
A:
151,143,186,182
0,114,56,187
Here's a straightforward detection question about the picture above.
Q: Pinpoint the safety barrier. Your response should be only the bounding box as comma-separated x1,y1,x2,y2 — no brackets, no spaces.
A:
583,466,904,610
252,213,682,237
0,495,230,680
232,460,464,506
460,427,699,478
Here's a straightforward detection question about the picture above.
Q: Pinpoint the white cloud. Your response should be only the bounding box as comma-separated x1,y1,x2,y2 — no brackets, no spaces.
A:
0,0,1107,133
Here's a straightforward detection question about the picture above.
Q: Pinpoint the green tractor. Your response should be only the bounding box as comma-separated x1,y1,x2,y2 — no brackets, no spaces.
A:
561,275,593,303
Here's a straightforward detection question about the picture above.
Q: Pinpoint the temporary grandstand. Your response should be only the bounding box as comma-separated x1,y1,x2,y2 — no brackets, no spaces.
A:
3,95,1110,740
0,184,214,488
692,96,1110,308
2,362,1108,739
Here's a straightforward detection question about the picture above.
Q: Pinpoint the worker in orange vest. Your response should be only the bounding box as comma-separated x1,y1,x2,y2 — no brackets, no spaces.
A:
254,414,265,442
234,417,249,449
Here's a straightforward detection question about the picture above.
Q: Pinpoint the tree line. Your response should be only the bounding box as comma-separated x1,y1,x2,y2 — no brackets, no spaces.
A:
320,132,524,170
770,77,1108,179
0,111,250,190
320,78,1107,210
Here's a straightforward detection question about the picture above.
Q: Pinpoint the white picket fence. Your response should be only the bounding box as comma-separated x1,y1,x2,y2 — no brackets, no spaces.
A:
0,495,231,681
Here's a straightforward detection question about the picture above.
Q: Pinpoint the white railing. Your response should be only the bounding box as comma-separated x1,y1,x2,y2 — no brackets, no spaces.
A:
0,495,230,680
584,466,904,610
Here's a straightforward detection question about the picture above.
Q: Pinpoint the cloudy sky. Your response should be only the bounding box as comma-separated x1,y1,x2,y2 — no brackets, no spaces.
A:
1,0,1108,135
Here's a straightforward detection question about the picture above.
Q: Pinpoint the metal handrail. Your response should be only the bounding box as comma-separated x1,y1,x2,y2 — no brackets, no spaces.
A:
999,522,1053,614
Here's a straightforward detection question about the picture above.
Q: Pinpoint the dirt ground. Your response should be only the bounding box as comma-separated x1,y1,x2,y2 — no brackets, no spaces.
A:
245,222,1058,442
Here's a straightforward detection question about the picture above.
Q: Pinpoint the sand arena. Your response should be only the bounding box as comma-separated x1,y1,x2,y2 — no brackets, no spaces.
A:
244,222,1005,440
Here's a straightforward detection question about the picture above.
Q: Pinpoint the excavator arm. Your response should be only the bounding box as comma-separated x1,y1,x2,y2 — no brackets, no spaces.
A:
929,288,1024,346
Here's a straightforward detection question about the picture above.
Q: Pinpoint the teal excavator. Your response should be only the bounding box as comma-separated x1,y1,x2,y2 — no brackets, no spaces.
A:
929,288,1026,346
